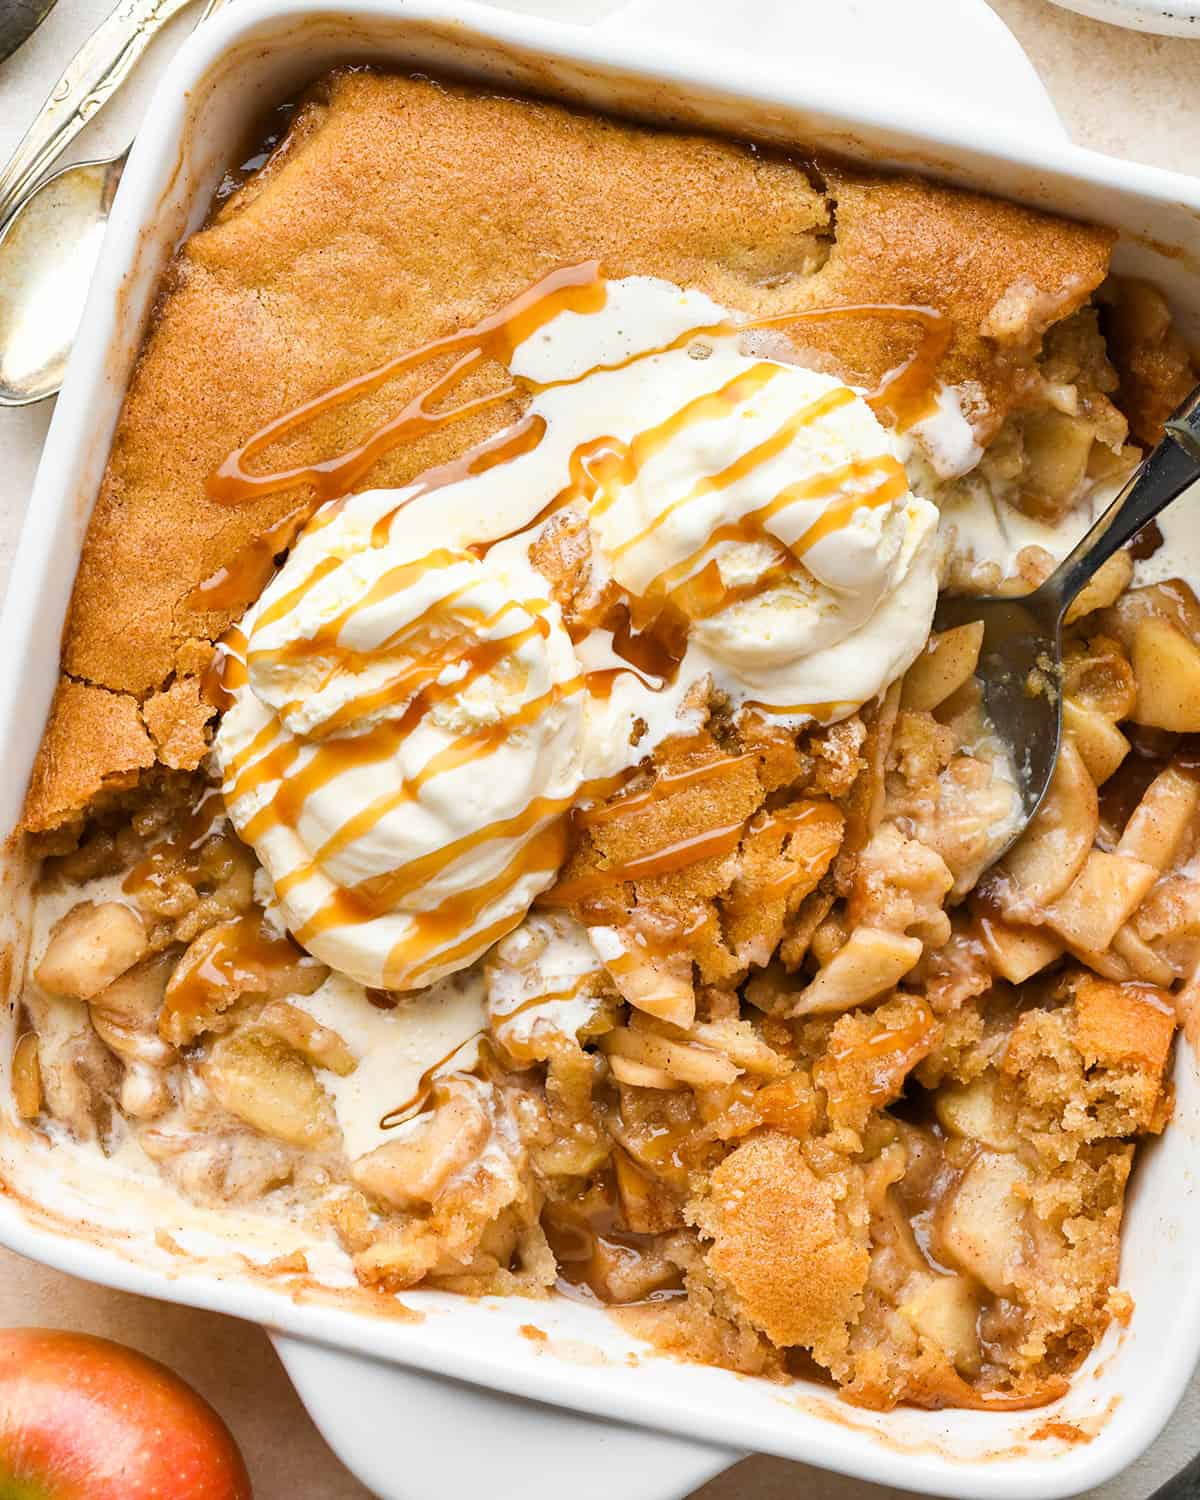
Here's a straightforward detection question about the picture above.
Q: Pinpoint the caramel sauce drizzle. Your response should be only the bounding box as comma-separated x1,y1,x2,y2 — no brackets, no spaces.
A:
748,803,843,898
462,367,904,685
161,913,320,1028
371,414,548,551
546,795,828,908
200,626,249,712
209,262,604,508
743,698,844,720
623,445,906,628
270,604,549,744
492,978,596,1065
493,979,588,1026
189,504,315,612
377,1030,485,1131
373,826,567,991
209,275,945,515
205,262,952,963
199,257,948,613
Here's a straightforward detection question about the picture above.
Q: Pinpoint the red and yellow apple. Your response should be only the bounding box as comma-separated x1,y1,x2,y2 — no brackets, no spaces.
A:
0,1328,251,1498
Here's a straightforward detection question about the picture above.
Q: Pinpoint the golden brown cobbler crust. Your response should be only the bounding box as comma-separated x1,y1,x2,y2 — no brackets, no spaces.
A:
24,69,1118,832
692,1131,870,1362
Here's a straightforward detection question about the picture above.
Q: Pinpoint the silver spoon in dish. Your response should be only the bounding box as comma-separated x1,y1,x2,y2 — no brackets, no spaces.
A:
0,0,228,408
935,385,1200,870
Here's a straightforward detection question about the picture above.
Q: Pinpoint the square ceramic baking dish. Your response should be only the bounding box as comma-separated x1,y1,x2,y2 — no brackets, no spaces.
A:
2,2,1200,1496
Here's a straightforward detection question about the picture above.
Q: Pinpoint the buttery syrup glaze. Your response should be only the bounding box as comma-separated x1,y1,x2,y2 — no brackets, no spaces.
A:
121,784,325,1026
208,260,948,1003
541,1157,686,1307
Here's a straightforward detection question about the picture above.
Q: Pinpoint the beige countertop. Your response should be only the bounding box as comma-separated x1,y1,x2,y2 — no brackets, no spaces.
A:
1,1,1198,1495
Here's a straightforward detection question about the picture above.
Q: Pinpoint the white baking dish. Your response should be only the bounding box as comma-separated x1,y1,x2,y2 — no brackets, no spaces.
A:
2,1,1199,1495
1049,0,1200,38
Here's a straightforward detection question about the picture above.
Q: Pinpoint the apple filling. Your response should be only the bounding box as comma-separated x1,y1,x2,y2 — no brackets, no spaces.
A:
18,568,1199,1408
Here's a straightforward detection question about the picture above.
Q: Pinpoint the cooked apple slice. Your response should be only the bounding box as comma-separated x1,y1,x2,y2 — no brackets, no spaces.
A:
36,902,148,1001
1062,700,1129,786
11,1034,41,1121
975,913,1064,984
257,1000,356,1076
997,738,1097,908
1132,618,1200,731
1064,550,1133,625
934,1071,1017,1150
352,1082,489,1207
1104,578,1200,653
790,928,923,1017
898,1275,981,1377
935,1151,1030,1298
1111,923,1177,986
589,925,695,1029
1118,761,1200,870
1062,635,1136,720
1021,408,1095,515
161,916,327,1045
94,950,175,1028
201,1029,338,1150
608,1055,683,1091
1064,941,1133,982
1044,851,1158,953
601,1026,740,1086
901,622,984,713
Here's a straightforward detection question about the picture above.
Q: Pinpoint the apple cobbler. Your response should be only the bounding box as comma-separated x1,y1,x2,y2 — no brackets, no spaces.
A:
12,71,1200,1412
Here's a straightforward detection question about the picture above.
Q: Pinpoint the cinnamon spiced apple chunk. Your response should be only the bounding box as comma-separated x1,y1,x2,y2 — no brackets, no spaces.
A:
15,68,1196,1412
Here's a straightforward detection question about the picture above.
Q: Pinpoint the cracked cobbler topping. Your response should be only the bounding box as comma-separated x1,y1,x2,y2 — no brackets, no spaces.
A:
13,69,1199,1414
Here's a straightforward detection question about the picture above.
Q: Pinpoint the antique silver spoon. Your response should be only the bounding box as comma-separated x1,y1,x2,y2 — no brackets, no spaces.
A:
0,0,227,407
935,385,1200,868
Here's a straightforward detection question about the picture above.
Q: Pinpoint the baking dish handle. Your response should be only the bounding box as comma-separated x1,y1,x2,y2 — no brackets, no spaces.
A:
270,1331,743,1500
597,0,1068,144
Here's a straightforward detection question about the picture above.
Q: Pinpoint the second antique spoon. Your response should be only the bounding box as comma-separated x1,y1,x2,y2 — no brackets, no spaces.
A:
0,0,228,408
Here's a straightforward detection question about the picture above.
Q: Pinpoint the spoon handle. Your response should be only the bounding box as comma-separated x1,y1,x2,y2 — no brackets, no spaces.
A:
1044,385,1200,621
0,0,207,230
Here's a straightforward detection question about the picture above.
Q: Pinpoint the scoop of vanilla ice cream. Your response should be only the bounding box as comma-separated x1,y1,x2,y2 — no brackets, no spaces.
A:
691,495,938,712
581,346,939,719
215,513,585,992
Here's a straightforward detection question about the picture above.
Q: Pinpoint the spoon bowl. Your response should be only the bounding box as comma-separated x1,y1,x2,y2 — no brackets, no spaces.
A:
0,0,228,408
936,387,1200,872
0,151,127,406
934,588,1062,834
